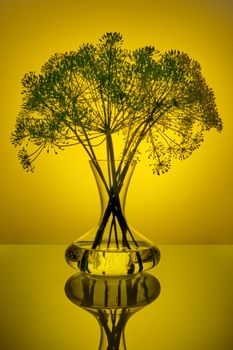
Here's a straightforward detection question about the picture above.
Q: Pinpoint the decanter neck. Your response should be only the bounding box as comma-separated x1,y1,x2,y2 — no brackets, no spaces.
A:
89,159,136,215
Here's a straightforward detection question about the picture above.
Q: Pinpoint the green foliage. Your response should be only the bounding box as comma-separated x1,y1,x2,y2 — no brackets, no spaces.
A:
11,32,222,173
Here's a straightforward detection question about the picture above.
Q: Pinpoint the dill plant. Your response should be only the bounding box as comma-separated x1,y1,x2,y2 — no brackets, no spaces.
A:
11,32,222,250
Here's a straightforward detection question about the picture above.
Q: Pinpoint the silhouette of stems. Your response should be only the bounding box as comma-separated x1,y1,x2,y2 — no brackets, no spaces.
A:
91,191,138,250
98,309,128,350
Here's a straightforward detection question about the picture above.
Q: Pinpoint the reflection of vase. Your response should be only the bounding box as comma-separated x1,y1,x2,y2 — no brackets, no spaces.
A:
65,272,160,350
65,160,160,276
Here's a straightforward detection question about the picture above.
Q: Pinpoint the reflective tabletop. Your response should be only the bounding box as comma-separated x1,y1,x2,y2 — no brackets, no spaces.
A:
0,245,233,349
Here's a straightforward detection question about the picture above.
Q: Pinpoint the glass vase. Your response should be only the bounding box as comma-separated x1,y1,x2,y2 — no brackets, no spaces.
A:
65,160,160,275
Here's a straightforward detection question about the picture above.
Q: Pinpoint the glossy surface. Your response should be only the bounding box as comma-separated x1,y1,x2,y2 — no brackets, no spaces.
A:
0,245,233,349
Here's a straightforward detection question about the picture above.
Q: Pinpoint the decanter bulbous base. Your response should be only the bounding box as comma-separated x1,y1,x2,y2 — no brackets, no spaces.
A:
65,240,160,276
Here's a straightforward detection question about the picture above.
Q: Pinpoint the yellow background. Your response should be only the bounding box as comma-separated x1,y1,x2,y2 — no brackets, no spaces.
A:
1,0,232,243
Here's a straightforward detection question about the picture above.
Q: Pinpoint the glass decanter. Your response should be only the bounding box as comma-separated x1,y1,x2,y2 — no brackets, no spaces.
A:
65,160,160,275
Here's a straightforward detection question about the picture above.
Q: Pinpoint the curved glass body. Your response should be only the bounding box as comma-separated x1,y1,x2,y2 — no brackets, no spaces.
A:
65,160,160,276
